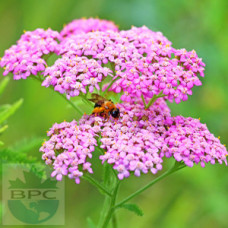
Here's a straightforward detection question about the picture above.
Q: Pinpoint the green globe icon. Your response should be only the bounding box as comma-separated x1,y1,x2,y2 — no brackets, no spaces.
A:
8,200,59,224
8,170,60,224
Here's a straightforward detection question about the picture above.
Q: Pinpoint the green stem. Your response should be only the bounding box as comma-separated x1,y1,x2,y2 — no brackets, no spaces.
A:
141,95,147,107
145,95,157,109
83,174,112,197
98,162,120,228
112,213,117,228
95,146,118,184
99,147,119,181
101,182,120,228
115,162,186,208
98,163,114,227
58,92,84,115
103,77,119,96
31,75,84,115
32,75,43,82
110,62,116,73
103,63,119,95
38,73,42,81
144,91,167,109
98,195,110,227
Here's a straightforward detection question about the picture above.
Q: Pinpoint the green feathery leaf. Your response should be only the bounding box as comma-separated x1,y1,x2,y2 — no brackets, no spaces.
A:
0,98,23,124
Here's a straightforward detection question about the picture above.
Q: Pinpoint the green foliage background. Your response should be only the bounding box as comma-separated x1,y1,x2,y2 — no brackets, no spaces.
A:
0,0,228,227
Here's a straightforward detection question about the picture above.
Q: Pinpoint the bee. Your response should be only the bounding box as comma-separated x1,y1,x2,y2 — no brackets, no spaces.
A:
89,93,120,119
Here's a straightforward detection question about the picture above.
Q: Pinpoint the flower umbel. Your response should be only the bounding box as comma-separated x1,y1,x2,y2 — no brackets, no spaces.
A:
41,99,227,182
0,29,60,80
40,120,97,183
1,19,205,105
42,56,112,99
162,116,227,167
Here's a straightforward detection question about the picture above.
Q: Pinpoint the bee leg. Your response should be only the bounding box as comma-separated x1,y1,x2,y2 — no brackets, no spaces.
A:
102,112,107,120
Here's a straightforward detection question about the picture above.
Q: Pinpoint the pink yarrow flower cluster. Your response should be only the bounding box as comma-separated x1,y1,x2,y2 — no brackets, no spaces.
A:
1,18,205,104
162,116,227,167
40,120,98,183
43,30,141,98
40,98,227,182
60,17,119,40
54,25,205,103
113,26,205,103
0,29,60,80
42,56,112,98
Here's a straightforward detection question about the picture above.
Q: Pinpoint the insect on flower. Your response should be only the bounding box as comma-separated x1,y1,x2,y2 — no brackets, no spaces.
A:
89,93,120,119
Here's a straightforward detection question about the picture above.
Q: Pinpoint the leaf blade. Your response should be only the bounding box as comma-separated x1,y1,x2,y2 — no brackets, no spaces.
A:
118,203,144,216
0,98,23,124
0,77,10,96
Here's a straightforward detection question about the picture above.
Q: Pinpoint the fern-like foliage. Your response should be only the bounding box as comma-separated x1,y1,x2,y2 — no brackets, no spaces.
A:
0,77,23,146
0,77,43,176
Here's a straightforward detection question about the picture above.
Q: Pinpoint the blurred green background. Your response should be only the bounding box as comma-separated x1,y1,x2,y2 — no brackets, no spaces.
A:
0,0,228,227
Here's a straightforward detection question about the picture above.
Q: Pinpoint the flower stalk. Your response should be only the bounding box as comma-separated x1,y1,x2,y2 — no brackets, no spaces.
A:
142,91,167,110
82,174,112,197
96,161,186,228
115,161,185,208
31,75,90,115
100,181,120,228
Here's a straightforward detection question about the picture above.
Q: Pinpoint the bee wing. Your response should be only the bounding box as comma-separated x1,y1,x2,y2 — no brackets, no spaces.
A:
89,93,108,104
